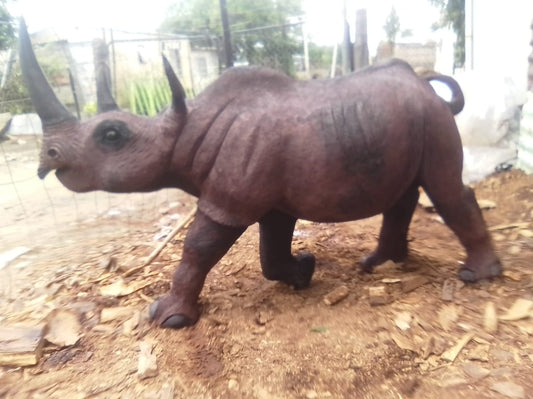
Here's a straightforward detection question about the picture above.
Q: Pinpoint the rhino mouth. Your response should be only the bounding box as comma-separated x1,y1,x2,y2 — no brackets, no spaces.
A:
37,166,51,179
37,166,69,180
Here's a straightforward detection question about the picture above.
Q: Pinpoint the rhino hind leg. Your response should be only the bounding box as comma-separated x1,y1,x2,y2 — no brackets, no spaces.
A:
427,185,502,282
149,210,245,329
259,210,315,289
360,184,420,273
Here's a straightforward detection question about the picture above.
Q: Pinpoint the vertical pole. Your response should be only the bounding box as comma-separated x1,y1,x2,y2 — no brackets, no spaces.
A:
341,0,353,74
527,21,533,91
219,0,233,68
354,9,369,70
302,22,310,78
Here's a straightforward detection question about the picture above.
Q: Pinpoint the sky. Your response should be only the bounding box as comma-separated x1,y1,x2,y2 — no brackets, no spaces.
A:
8,0,442,49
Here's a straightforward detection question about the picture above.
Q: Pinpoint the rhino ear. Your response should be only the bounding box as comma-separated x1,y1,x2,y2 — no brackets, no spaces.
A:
18,18,76,127
162,55,186,113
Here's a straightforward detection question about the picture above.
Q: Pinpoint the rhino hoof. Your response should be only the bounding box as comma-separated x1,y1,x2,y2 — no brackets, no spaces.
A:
458,262,502,283
161,314,195,329
291,252,315,290
148,299,195,329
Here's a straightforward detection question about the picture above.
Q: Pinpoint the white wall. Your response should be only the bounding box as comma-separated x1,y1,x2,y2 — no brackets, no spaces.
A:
466,0,533,90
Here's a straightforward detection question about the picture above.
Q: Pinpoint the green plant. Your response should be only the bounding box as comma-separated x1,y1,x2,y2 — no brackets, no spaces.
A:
129,79,172,116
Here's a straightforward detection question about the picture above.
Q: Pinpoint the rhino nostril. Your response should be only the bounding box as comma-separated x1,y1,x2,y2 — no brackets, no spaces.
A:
47,148,59,159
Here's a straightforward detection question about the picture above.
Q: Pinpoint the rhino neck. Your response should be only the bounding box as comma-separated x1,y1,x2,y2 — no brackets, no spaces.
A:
169,97,237,196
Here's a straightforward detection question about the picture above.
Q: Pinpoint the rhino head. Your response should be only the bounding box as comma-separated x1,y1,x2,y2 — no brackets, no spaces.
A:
19,19,187,193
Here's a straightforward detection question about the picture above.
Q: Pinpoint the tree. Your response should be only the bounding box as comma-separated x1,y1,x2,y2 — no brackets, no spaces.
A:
160,0,303,75
0,0,14,50
429,0,465,67
383,6,401,45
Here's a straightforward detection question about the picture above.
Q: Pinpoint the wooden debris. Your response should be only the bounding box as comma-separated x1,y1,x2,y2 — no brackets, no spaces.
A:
438,304,460,331
441,278,455,301
477,199,497,209
441,332,475,362
124,205,197,277
467,344,490,362
490,381,525,398
401,275,428,293
394,311,412,331
368,286,392,306
323,285,349,306
499,298,533,321
44,309,82,347
123,311,140,335
100,306,136,323
99,279,153,297
391,333,418,353
483,302,498,333
488,222,529,232
462,361,490,380
0,325,45,366
138,340,158,379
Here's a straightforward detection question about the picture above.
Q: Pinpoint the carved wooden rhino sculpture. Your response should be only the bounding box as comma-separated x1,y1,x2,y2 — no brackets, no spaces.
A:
19,20,501,329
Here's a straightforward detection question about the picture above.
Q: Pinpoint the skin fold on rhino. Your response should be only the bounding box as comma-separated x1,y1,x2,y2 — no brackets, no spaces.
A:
19,20,502,329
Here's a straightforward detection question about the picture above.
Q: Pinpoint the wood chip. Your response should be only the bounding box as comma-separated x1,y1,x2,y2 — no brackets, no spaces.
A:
401,275,429,293
323,285,349,306
499,298,533,321
368,286,392,306
99,279,153,297
0,325,45,366
441,332,475,362
438,304,460,331
391,333,418,353
441,278,455,301
488,222,529,232
490,381,525,398
483,302,498,333
100,306,136,323
462,361,490,380
138,341,158,379
44,309,82,347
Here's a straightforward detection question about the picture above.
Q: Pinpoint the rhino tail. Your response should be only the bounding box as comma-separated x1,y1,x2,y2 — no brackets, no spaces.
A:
421,72,465,115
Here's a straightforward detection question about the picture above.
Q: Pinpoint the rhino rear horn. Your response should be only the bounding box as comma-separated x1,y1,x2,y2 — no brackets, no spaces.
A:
162,55,186,113
93,38,119,113
18,18,76,127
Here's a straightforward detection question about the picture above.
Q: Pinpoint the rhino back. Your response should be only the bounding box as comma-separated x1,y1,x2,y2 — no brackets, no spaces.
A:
174,63,436,225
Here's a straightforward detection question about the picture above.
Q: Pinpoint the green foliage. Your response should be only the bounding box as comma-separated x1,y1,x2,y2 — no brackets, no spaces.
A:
160,0,303,76
429,0,465,67
383,7,401,45
308,43,333,70
129,79,171,116
83,102,97,116
0,68,32,114
0,0,14,51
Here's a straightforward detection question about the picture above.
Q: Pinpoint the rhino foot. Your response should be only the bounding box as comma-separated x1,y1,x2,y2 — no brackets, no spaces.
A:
458,262,502,283
148,295,199,329
289,252,316,290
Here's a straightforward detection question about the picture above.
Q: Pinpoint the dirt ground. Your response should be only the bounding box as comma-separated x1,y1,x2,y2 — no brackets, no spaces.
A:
1,136,533,398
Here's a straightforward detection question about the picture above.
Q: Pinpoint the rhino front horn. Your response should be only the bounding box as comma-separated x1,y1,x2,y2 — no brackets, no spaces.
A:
18,18,76,127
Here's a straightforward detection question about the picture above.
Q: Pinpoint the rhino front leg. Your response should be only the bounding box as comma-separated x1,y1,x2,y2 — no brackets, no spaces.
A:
259,210,315,289
149,210,245,329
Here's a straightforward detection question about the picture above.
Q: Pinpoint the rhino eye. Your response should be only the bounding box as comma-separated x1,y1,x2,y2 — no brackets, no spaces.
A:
93,120,131,150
